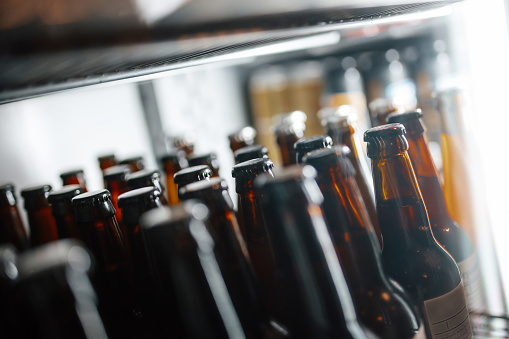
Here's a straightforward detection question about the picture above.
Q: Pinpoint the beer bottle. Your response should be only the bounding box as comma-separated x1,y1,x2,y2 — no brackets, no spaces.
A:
273,111,306,167
180,178,286,338
293,135,333,164
103,164,131,227
98,153,117,171
387,110,485,312
232,158,279,321
234,145,269,164
171,133,195,156
228,126,257,154
47,185,84,240
21,184,59,247
72,189,135,339
119,156,145,173
188,152,220,178
303,146,423,338
321,111,382,247
174,165,212,194
0,183,29,251
127,169,169,205
60,169,88,192
160,150,188,206
139,202,248,339
12,240,109,339
368,98,400,128
364,124,472,339
254,165,368,339
118,186,164,337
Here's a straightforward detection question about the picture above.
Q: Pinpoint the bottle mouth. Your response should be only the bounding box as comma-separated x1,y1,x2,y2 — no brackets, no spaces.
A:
364,124,409,159
386,111,426,136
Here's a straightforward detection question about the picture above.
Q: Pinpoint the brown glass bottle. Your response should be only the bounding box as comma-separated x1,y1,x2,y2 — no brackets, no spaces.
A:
234,145,269,164
119,156,145,173
368,98,400,128
174,165,212,194
232,157,279,322
21,184,59,247
60,169,88,192
273,111,306,167
140,202,249,339
180,178,286,338
254,165,369,339
0,183,28,251
293,135,333,164
365,124,472,339
188,153,221,178
127,169,169,205
72,189,136,339
98,154,117,171
388,110,485,313
228,126,257,154
47,185,84,240
103,164,131,228
12,240,109,339
322,113,382,248
160,150,188,206
304,146,423,338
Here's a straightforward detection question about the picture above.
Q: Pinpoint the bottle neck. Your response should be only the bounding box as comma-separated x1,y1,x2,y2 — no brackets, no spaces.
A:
237,188,268,243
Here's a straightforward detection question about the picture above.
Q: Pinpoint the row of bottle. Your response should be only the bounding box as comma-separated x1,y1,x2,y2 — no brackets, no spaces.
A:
0,104,485,338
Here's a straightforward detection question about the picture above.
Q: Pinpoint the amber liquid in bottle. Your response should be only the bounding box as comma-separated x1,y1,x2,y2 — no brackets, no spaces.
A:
160,151,188,206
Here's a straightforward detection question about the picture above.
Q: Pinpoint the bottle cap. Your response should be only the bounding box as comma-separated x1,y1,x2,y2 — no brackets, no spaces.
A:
231,157,274,180
59,169,84,180
228,127,257,145
364,124,408,158
386,110,425,135
294,135,333,163
21,185,52,210
363,123,406,142
72,189,116,222
127,169,165,192
160,150,188,167
48,185,84,216
119,156,143,164
180,177,227,196
173,165,212,188
188,153,219,169
103,165,131,181
0,183,16,205
234,145,269,164
98,154,116,161
303,145,356,178
118,187,161,225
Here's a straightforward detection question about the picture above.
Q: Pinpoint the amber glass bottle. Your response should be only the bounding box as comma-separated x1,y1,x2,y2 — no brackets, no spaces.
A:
388,110,485,312
21,184,59,247
127,169,168,205
365,124,472,339
188,153,220,178
103,165,131,228
228,126,257,154
12,240,109,339
293,135,333,164
174,165,212,194
47,185,84,240
322,113,382,248
304,146,423,338
72,189,136,339
140,202,249,339
273,111,306,167
255,165,368,339
119,156,145,173
0,183,28,251
234,145,269,164
160,151,188,206
60,169,88,192
98,154,117,171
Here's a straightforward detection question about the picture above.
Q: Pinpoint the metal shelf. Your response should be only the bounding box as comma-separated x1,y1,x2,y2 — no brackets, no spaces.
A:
0,0,460,104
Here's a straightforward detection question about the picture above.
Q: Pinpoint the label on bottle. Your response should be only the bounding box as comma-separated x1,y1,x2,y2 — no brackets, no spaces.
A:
456,252,485,313
423,282,472,339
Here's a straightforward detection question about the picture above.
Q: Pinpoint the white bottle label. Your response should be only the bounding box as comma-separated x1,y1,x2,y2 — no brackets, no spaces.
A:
423,282,473,339
456,252,485,313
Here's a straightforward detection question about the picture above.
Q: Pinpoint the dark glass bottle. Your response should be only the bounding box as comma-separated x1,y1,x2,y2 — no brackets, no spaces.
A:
293,135,333,164
234,145,269,164
387,110,485,312
228,126,257,154
103,164,131,228
118,186,164,337
127,169,169,205
304,146,423,338
98,154,117,171
72,189,136,339
12,240,109,339
21,184,59,247
0,244,19,338
47,185,84,240
160,150,188,206
322,112,382,248
119,156,145,173
188,153,220,178
364,124,472,339
60,169,88,192
232,158,279,321
254,165,368,339
140,202,249,339
174,165,212,194
273,111,306,167
180,178,286,338
0,183,28,251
